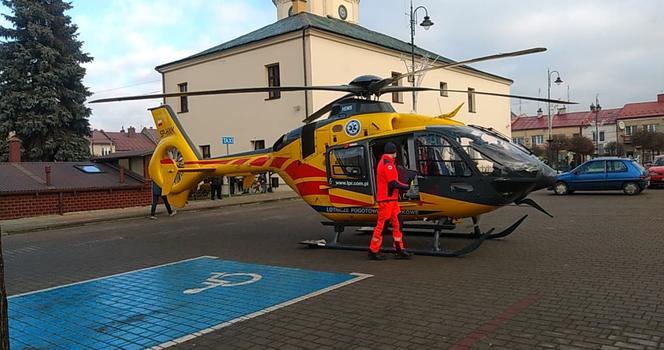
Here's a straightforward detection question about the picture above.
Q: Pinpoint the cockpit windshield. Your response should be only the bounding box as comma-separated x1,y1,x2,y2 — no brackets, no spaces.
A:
443,126,553,177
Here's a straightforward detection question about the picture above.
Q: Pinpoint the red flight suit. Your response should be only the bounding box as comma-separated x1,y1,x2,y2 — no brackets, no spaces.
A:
369,154,410,253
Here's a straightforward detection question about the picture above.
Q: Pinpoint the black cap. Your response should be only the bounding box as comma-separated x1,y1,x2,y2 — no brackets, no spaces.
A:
384,142,397,154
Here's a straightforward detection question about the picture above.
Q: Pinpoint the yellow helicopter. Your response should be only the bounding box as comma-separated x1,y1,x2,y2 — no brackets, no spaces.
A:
92,47,575,257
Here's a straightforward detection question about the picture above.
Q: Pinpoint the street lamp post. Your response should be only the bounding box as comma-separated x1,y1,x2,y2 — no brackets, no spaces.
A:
590,96,602,157
410,0,434,112
547,68,563,164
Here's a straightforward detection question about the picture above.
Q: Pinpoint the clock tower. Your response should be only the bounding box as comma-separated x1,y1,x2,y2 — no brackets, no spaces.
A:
273,0,361,24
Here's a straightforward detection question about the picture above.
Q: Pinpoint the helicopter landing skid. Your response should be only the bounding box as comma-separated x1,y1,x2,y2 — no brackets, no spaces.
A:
352,214,529,241
299,221,491,257
471,215,528,240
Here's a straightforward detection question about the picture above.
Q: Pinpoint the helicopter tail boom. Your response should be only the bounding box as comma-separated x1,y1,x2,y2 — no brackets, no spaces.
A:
148,105,281,207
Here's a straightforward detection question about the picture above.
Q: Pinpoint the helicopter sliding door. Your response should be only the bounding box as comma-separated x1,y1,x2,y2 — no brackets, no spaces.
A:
414,133,476,200
369,135,420,201
326,145,375,208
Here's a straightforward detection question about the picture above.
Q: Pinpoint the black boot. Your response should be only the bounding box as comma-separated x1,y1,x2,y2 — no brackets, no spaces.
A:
394,247,413,259
368,251,386,260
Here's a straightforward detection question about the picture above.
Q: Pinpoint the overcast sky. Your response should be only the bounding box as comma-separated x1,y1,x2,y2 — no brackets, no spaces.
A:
1,0,663,131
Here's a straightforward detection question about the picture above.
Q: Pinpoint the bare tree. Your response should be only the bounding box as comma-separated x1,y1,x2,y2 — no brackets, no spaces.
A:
604,141,625,156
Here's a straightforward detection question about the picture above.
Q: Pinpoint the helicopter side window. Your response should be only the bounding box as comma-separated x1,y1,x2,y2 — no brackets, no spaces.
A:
415,134,471,177
329,146,367,180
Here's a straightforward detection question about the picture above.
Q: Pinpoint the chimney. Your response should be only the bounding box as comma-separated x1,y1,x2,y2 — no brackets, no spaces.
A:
45,166,52,187
557,106,567,114
119,166,125,184
292,0,306,14
8,135,21,162
658,93,664,103
127,126,135,137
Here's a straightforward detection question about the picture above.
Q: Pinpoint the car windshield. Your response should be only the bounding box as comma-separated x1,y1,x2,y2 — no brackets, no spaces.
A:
655,158,664,166
630,160,646,173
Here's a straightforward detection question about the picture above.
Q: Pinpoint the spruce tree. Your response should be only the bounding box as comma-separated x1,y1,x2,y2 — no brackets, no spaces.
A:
0,0,92,161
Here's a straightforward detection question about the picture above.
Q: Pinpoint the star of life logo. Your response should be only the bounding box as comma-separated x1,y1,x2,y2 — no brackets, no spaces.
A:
345,119,361,137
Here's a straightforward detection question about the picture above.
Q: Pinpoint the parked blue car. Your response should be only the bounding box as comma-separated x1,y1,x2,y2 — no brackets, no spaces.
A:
551,157,649,195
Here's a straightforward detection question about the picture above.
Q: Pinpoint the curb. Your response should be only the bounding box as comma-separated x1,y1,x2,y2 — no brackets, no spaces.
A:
1,195,300,235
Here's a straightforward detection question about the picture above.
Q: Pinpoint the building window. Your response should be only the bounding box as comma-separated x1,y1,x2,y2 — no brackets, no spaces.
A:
440,82,448,97
625,125,636,135
644,124,657,132
468,88,476,113
599,131,605,141
251,140,265,150
592,131,596,141
266,63,281,100
512,137,525,145
531,135,544,145
391,72,403,103
200,145,211,159
178,83,188,113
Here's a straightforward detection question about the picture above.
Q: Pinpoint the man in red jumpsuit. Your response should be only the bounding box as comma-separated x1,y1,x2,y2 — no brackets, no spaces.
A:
369,142,413,260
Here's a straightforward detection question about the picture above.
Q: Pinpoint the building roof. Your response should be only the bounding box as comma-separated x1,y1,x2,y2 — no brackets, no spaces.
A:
88,127,157,152
142,127,160,144
90,130,113,144
156,12,511,83
0,162,145,194
93,149,154,161
511,108,622,131
620,99,664,118
105,129,156,152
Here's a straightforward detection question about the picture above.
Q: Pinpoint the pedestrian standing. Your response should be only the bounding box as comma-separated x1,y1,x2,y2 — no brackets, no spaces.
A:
229,176,236,196
210,176,223,200
150,181,176,219
368,142,412,260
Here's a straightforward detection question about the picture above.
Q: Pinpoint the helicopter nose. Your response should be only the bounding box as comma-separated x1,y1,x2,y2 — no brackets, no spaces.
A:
534,164,558,191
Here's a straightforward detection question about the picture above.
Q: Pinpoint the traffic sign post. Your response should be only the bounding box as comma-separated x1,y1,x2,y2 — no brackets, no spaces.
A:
222,136,234,155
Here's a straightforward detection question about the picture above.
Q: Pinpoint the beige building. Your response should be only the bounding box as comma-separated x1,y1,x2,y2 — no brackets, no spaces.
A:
156,0,513,158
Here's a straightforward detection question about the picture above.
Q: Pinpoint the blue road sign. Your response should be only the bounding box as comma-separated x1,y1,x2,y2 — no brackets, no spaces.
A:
8,256,369,350
222,136,234,145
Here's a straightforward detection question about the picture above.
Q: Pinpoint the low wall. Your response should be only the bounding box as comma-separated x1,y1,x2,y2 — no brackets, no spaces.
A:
0,185,152,220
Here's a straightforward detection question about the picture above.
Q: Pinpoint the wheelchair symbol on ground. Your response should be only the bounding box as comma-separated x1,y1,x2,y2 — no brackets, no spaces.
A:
183,272,262,294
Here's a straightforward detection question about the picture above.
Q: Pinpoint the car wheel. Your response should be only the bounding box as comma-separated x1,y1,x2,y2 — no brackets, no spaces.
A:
553,182,569,195
622,182,640,195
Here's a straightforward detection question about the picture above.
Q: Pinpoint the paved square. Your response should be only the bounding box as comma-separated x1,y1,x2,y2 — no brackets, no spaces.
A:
7,256,369,349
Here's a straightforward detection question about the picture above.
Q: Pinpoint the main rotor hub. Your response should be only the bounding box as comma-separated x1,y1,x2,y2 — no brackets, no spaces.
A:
349,75,382,88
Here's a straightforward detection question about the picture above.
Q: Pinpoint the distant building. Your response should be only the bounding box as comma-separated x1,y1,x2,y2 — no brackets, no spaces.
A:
511,93,664,162
618,94,664,161
156,0,513,158
87,126,159,177
88,126,158,156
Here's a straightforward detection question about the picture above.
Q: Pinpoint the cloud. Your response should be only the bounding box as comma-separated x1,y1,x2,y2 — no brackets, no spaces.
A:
3,0,663,128
361,0,664,113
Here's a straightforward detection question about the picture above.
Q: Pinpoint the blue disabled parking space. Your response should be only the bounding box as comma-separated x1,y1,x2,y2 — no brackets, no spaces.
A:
8,256,368,350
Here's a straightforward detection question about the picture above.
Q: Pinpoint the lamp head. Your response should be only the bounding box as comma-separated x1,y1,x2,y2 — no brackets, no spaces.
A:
554,76,563,85
420,16,434,30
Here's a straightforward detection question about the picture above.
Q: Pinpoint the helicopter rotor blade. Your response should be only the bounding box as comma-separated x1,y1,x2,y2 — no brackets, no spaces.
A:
371,47,547,93
380,86,577,105
89,85,362,104
302,93,357,124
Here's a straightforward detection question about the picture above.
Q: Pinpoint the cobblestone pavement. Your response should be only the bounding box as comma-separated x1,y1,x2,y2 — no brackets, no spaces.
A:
2,189,664,349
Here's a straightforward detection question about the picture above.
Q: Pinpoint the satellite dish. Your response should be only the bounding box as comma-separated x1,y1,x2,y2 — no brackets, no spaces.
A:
618,121,625,130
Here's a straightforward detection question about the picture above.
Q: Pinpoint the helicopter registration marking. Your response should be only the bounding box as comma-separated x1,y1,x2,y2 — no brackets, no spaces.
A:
160,126,175,138
345,119,361,137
